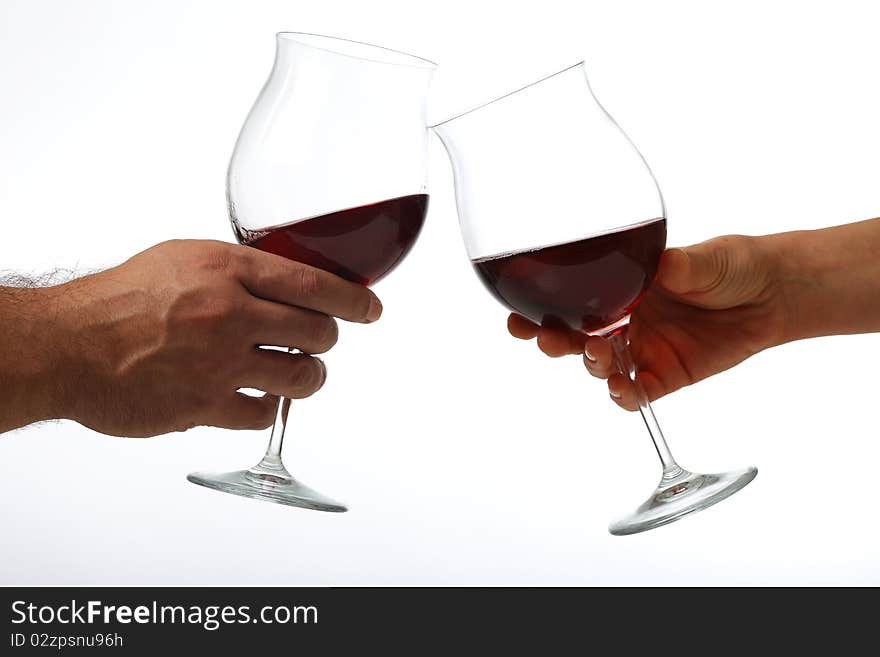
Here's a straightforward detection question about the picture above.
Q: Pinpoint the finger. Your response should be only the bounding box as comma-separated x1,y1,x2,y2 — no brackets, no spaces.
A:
239,249,382,323
653,247,694,296
248,298,338,354
654,237,758,309
582,336,615,378
536,327,586,357
241,349,327,399
607,374,638,411
606,371,666,412
655,245,728,297
508,314,540,339
205,392,278,430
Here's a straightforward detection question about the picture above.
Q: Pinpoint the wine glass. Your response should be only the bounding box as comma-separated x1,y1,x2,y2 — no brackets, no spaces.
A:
432,63,757,535
187,33,436,511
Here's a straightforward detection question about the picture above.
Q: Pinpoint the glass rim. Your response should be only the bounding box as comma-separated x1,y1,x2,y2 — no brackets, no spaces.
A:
276,32,438,70
430,61,586,129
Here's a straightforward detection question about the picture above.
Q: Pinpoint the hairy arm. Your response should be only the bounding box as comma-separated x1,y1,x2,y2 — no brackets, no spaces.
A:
0,282,76,432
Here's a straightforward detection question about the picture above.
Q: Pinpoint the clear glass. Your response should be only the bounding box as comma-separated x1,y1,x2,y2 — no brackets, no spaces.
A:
433,63,756,535
187,33,435,511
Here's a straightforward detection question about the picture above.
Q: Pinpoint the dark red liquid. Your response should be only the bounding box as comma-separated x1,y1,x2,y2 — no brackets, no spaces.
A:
237,194,429,285
472,218,667,334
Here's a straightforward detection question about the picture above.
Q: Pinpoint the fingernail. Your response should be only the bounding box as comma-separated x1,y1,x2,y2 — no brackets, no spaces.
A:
584,348,597,362
318,359,327,384
609,390,622,400
367,295,383,322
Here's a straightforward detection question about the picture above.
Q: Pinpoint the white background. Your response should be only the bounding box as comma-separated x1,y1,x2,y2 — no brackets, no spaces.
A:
1,0,879,585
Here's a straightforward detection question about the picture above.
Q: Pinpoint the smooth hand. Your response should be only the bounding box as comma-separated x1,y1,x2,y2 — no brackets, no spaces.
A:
508,235,786,410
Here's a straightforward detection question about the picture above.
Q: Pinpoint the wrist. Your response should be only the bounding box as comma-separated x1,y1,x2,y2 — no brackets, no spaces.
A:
728,233,790,352
27,283,89,425
758,228,827,345
0,285,77,429
40,279,99,425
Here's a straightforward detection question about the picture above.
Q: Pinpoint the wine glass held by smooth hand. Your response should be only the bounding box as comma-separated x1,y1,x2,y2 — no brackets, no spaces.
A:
187,33,436,511
432,62,756,535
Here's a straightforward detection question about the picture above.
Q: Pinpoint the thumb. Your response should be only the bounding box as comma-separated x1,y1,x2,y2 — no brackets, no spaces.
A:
654,236,764,309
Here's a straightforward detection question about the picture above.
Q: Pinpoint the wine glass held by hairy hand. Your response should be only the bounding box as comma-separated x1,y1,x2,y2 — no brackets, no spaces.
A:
509,218,880,411
0,239,381,438
187,33,436,511
0,32,435,515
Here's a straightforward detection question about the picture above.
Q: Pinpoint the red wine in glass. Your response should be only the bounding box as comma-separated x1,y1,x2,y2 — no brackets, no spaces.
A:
237,194,429,285
471,217,666,334
435,62,757,536
188,33,436,514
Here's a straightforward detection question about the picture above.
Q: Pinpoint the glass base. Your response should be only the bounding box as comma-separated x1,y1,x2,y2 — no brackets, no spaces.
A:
187,462,347,512
608,466,757,536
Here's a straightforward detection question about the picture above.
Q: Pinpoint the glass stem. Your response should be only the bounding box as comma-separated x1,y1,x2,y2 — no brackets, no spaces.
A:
247,395,292,477
608,329,685,482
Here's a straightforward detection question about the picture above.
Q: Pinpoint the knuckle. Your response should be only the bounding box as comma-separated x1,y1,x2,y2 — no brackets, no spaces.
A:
200,296,242,324
709,233,752,265
714,233,750,249
199,242,240,273
707,233,766,296
731,234,761,267
288,358,323,394
164,293,244,348
308,317,338,352
295,266,323,299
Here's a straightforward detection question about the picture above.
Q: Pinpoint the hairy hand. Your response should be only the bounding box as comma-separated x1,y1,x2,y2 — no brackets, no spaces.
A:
46,240,381,437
